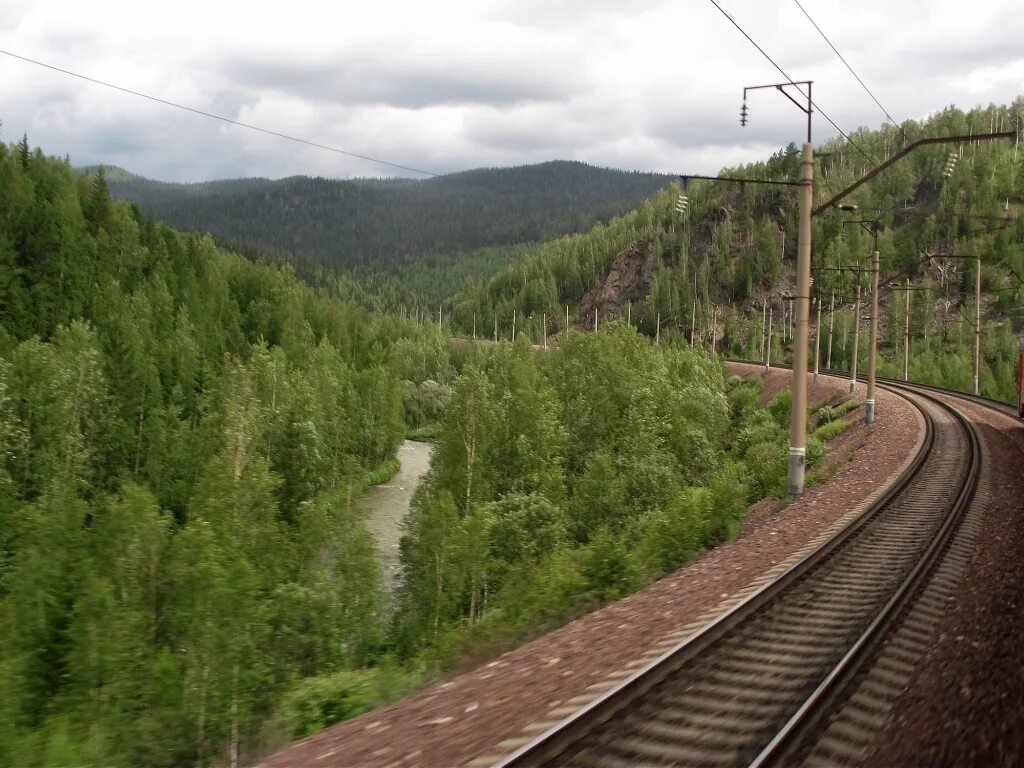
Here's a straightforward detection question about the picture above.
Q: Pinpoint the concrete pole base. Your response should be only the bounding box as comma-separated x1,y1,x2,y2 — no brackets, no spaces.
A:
865,398,875,424
849,380,856,393
786,447,806,501
973,378,979,396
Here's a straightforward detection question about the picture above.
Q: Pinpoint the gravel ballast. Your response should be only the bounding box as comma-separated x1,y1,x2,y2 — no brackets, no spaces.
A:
867,396,1024,767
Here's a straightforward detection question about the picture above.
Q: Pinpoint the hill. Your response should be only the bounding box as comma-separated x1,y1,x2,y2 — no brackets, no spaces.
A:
92,160,675,301
444,100,1024,402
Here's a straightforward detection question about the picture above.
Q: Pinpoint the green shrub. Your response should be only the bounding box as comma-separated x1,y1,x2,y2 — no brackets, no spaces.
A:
580,526,637,601
703,461,749,545
741,440,788,500
806,436,825,468
275,670,378,738
813,418,853,441
487,548,589,629
768,387,792,427
732,410,786,457
728,382,760,421
633,489,704,578
364,457,400,486
805,469,827,488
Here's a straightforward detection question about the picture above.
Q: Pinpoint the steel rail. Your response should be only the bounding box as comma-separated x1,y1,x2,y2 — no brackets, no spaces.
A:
749,380,982,766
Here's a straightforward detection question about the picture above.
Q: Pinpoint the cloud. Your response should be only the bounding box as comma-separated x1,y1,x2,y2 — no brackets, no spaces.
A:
1,0,1022,182
219,47,584,109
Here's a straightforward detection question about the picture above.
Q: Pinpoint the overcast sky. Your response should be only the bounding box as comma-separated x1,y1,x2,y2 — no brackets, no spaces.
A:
2,0,1023,181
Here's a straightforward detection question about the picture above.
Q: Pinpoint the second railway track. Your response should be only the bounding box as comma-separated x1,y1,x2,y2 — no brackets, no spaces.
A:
496,382,981,767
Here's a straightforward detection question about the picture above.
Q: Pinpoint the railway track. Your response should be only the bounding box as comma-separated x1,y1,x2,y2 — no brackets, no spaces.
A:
495,381,981,767
869,374,1018,419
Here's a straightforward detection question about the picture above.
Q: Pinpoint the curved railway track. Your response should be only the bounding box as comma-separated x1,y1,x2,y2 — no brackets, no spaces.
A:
868,374,1017,418
495,380,981,768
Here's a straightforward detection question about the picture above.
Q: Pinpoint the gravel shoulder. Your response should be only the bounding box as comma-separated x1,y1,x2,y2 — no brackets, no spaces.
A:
866,396,1024,767
255,366,922,768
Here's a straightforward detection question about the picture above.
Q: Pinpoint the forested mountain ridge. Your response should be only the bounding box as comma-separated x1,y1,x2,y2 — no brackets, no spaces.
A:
445,100,1024,402
89,160,674,301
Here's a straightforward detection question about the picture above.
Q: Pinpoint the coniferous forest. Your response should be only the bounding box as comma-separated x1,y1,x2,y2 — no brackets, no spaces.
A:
97,161,675,304
0,139,420,764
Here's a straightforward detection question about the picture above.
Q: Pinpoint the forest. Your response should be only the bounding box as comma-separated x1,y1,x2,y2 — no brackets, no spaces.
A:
390,328,846,670
98,161,675,304
0,137,440,765
444,101,1024,403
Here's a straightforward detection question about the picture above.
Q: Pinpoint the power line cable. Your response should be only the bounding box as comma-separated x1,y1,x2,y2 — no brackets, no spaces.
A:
790,0,908,144
0,48,439,177
706,0,879,165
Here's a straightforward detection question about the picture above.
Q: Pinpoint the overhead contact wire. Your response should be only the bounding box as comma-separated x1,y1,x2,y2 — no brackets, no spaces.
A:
790,0,908,144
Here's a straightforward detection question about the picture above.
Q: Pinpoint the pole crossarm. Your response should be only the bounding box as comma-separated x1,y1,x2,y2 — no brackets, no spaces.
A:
743,80,814,142
679,173,802,189
815,265,871,273
745,81,813,116
812,130,1016,216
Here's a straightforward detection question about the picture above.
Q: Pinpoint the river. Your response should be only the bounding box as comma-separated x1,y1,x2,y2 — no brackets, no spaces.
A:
357,439,435,593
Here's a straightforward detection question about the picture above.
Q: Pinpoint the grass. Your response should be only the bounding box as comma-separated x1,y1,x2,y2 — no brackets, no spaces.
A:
813,417,854,441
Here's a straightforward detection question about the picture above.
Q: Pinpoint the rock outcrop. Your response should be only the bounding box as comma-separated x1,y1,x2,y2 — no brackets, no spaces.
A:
578,238,656,325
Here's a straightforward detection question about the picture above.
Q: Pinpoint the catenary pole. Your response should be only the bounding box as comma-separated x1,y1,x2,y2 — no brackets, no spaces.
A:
866,250,880,424
712,306,718,355
851,283,861,393
904,278,910,381
787,142,814,500
826,291,835,369
813,297,822,381
761,299,767,362
974,257,981,395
